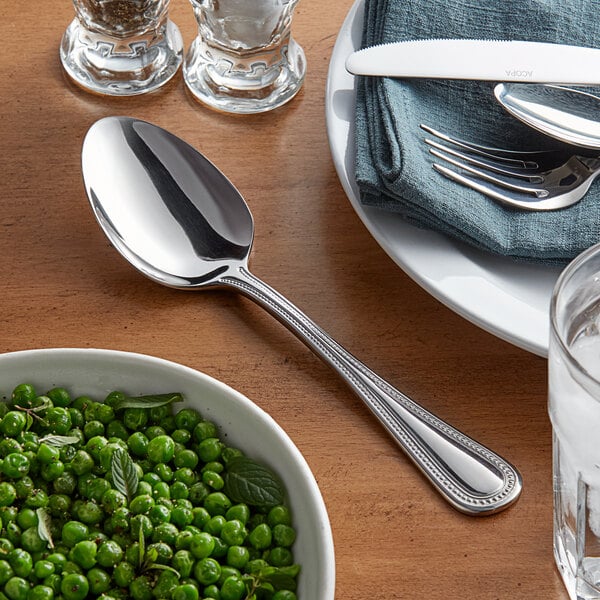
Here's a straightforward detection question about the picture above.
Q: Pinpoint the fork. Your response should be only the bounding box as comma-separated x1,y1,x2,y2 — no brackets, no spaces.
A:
420,124,600,211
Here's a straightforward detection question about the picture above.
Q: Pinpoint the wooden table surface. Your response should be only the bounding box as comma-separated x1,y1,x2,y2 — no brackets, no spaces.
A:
1,1,566,598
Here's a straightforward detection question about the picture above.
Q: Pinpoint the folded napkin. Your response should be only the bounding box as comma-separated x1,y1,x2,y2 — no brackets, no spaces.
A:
355,0,600,262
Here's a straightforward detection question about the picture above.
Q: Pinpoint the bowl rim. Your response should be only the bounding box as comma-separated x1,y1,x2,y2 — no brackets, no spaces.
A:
0,347,336,598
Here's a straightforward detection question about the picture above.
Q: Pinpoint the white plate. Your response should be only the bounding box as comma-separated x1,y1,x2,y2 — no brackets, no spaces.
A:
325,0,563,357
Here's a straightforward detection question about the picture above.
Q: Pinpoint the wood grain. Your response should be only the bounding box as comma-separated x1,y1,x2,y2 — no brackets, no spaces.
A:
0,1,564,598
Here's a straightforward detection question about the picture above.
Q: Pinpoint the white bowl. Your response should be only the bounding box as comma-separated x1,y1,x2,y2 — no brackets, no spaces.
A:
0,348,335,599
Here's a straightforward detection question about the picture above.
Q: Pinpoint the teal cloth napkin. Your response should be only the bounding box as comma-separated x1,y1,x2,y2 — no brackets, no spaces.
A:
355,0,600,262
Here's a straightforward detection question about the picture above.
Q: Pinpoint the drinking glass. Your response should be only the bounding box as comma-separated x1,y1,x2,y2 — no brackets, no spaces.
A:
183,0,306,114
60,0,183,96
550,242,600,600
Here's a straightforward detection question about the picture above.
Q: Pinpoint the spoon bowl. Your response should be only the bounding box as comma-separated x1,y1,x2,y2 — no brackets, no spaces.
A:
82,116,522,515
494,83,600,149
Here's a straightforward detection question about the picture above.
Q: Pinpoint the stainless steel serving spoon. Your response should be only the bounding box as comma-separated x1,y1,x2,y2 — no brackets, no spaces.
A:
82,116,522,515
494,83,600,149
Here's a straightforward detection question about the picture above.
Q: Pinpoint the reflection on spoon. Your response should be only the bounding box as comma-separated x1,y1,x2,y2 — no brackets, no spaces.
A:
82,116,522,516
494,83,600,149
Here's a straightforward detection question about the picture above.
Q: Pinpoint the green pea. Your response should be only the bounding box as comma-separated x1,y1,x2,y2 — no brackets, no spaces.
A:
174,448,199,469
267,505,292,527
220,520,247,546
145,426,166,440
105,420,128,440
197,438,222,463
127,433,148,458
51,472,76,496
123,409,148,432
44,554,66,571
171,429,191,445
40,462,64,483
189,532,215,559
174,409,201,432
193,557,221,585
32,560,54,580
202,471,224,491
272,592,297,600
148,505,170,526
101,489,126,514
130,495,155,515
47,494,71,516
60,573,89,600
225,504,250,525
41,575,60,596
2,455,29,480
11,385,36,406
129,575,153,600
45,408,71,435
69,450,93,476
18,433,38,453
112,561,135,587
154,464,173,483
95,404,115,426
203,516,226,537
35,445,59,466
151,523,178,546
0,561,13,586
7,549,32,578
84,436,107,462
61,522,89,548
267,547,293,567
147,436,175,464
46,388,71,408
192,421,218,442
169,482,189,500
15,510,37,531
83,420,104,439
149,405,170,424
248,524,272,550
226,545,249,570
204,493,231,517
69,540,97,569
0,441,22,460
172,584,199,600
73,500,103,525
220,575,246,600
170,506,193,528
191,507,211,529
203,584,220,599
273,524,296,547
87,567,111,595
67,409,84,430
19,528,45,554
96,540,123,568
0,413,27,438
27,585,54,600
4,577,29,600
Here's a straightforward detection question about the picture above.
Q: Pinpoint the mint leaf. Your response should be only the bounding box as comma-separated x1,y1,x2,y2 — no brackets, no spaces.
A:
39,435,80,447
111,448,139,501
223,456,284,508
112,393,183,411
36,508,54,549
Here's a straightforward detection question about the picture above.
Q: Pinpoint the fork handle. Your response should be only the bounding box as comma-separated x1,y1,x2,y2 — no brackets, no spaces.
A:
221,266,522,516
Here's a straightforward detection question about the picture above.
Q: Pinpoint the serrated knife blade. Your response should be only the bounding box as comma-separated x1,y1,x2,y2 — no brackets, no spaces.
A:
345,39,600,84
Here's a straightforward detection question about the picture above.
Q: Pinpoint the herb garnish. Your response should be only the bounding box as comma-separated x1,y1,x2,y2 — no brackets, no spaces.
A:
36,507,54,549
111,448,139,501
224,456,284,508
111,393,183,411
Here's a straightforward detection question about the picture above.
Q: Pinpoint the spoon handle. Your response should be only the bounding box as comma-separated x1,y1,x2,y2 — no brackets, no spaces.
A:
222,266,522,516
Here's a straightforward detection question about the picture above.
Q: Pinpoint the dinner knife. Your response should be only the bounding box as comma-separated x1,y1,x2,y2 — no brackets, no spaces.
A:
346,39,600,84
